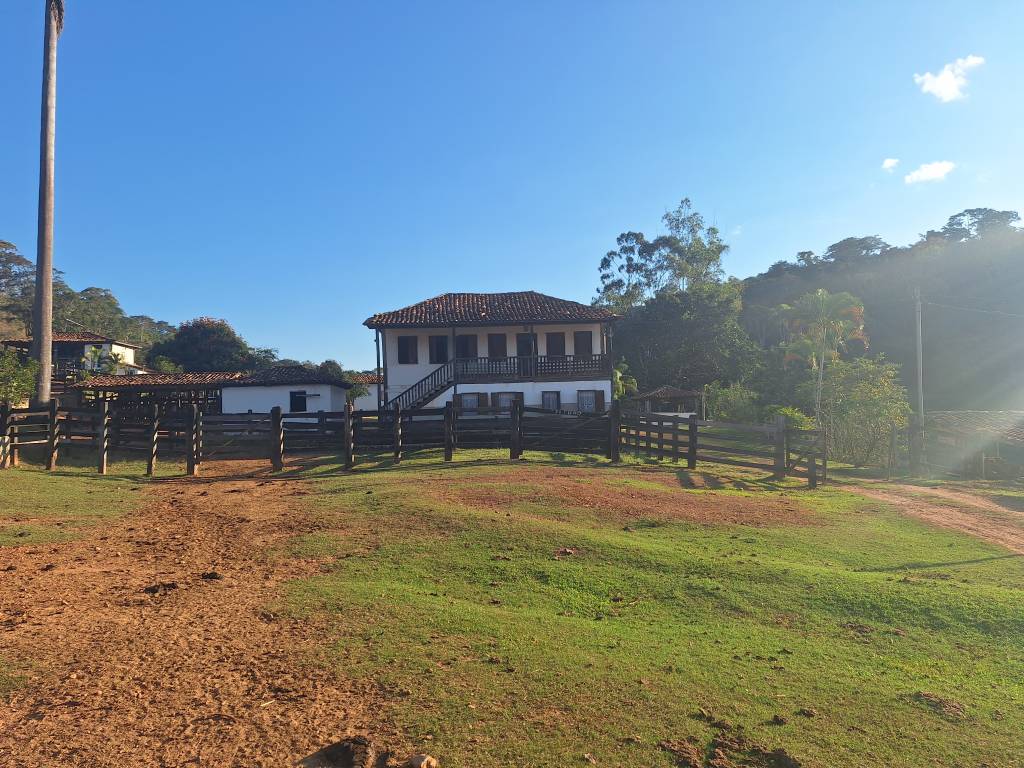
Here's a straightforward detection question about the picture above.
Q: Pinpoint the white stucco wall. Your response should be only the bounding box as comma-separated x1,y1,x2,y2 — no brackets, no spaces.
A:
422,380,612,412
352,383,379,412
381,322,607,400
221,384,349,414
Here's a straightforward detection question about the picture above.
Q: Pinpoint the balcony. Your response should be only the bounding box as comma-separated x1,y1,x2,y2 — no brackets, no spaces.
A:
453,353,610,383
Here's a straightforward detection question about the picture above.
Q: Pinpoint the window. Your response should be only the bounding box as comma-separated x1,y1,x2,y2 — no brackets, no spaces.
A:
516,333,537,357
289,390,307,412
428,335,449,364
541,391,561,411
487,333,507,358
455,392,486,413
573,330,594,356
494,391,521,409
455,334,478,358
397,336,418,364
545,332,566,356
577,390,597,413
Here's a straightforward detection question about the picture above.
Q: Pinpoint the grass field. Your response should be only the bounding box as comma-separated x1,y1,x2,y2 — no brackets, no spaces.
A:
280,450,1024,767
0,450,182,547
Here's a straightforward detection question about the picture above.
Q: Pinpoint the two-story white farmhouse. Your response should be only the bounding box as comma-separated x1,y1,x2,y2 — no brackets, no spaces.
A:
364,291,617,413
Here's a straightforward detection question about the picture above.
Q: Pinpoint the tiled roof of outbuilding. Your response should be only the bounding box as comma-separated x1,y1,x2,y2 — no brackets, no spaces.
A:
2,331,143,349
231,365,351,388
72,372,243,390
631,385,703,400
364,291,616,329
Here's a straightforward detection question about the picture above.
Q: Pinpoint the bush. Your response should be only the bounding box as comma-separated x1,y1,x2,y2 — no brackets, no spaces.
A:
763,404,815,431
705,382,761,423
0,348,37,406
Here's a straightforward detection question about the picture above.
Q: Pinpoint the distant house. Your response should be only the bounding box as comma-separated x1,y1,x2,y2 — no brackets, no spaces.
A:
348,371,381,411
73,365,351,414
1,331,145,376
629,385,704,416
364,291,617,412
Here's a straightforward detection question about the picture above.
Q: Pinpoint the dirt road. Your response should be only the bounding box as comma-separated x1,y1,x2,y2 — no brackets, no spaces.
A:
0,461,393,767
847,481,1024,554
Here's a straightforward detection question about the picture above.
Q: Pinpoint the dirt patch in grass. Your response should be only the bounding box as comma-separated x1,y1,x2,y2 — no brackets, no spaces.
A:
0,460,396,766
434,466,813,527
849,483,1024,554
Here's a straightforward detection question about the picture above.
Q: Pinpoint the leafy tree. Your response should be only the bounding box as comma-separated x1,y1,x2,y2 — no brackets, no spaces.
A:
148,355,183,374
939,208,1020,241
612,360,638,400
316,359,368,401
614,283,759,391
147,318,277,372
597,198,726,309
812,357,911,466
0,348,37,405
779,289,866,423
705,382,761,423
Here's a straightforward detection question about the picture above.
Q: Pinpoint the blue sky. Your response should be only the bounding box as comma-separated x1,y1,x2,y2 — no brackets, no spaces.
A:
1,1,1021,369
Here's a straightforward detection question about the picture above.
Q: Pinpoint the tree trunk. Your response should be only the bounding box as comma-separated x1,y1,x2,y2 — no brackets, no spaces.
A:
31,1,59,405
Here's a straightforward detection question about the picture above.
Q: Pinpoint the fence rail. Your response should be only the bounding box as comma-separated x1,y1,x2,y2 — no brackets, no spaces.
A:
1,399,822,486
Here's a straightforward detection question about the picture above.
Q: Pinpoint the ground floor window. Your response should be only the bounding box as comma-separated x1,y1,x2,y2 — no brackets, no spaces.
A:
541,391,561,411
577,390,597,413
289,390,307,412
494,391,521,410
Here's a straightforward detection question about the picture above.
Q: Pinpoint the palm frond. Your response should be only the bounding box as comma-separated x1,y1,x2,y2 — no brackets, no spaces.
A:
50,0,65,36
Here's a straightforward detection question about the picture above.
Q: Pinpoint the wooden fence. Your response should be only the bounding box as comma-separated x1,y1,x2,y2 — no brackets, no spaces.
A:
1,400,823,486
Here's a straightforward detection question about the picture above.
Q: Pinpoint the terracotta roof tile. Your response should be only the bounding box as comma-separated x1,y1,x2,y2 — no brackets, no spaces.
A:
349,372,382,384
231,366,351,388
2,331,142,349
631,385,703,400
72,372,243,389
364,291,616,328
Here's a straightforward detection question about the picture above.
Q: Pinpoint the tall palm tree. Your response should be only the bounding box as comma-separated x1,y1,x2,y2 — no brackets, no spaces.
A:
30,0,64,405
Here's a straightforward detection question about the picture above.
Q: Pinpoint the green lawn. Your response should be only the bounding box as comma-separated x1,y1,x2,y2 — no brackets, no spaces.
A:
0,449,182,547
281,449,1024,768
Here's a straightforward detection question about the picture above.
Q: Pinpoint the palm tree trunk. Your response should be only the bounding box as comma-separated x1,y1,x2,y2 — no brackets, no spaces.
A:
31,0,60,406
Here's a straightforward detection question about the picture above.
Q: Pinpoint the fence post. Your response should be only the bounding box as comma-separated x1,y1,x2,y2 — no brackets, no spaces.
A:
343,401,355,469
687,414,698,470
510,401,521,461
443,401,454,462
147,404,159,476
808,442,818,489
608,399,621,462
186,405,200,477
393,402,402,464
887,422,898,481
270,406,284,471
97,400,110,475
772,414,787,478
0,403,10,470
46,399,60,470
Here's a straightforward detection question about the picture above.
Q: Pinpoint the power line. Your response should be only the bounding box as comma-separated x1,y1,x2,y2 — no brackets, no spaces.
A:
925,301,1024,320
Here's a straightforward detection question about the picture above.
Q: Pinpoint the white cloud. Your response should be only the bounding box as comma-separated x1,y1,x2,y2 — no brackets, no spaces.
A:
913,55,985,102
881,158,900,172
904,160,956,184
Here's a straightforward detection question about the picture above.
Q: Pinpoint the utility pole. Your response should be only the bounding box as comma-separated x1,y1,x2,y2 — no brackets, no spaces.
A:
914,287,925,419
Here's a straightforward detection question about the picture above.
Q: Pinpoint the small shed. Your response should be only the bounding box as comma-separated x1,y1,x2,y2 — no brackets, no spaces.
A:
348,371,382,411
222,366,352,414
629,385,703,415
74,366,352,414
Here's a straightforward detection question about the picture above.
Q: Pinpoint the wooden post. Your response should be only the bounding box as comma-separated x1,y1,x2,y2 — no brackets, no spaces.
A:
0,403,10,470
510,401,521,461
687,414,698,470
634,413,640,459
670,415,681,462
820,422,828,482
443,401,454,462
270,406,284,471
772,414,787,478
343,401,355,469
644,415,652,457
187,405,201,477
608,399,621,462
656,415,665,459
808,443,818,489
392,402,402,464
887,422,898,481
146,404,159,476
97,400,110,475
46,399,60,470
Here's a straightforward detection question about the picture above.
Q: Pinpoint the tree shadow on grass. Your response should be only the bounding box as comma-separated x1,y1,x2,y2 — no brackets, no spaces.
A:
861,553,1021,572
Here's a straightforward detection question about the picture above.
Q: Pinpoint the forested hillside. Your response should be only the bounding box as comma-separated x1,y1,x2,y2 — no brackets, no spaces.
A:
0,240,175,351
741,209,1024,411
